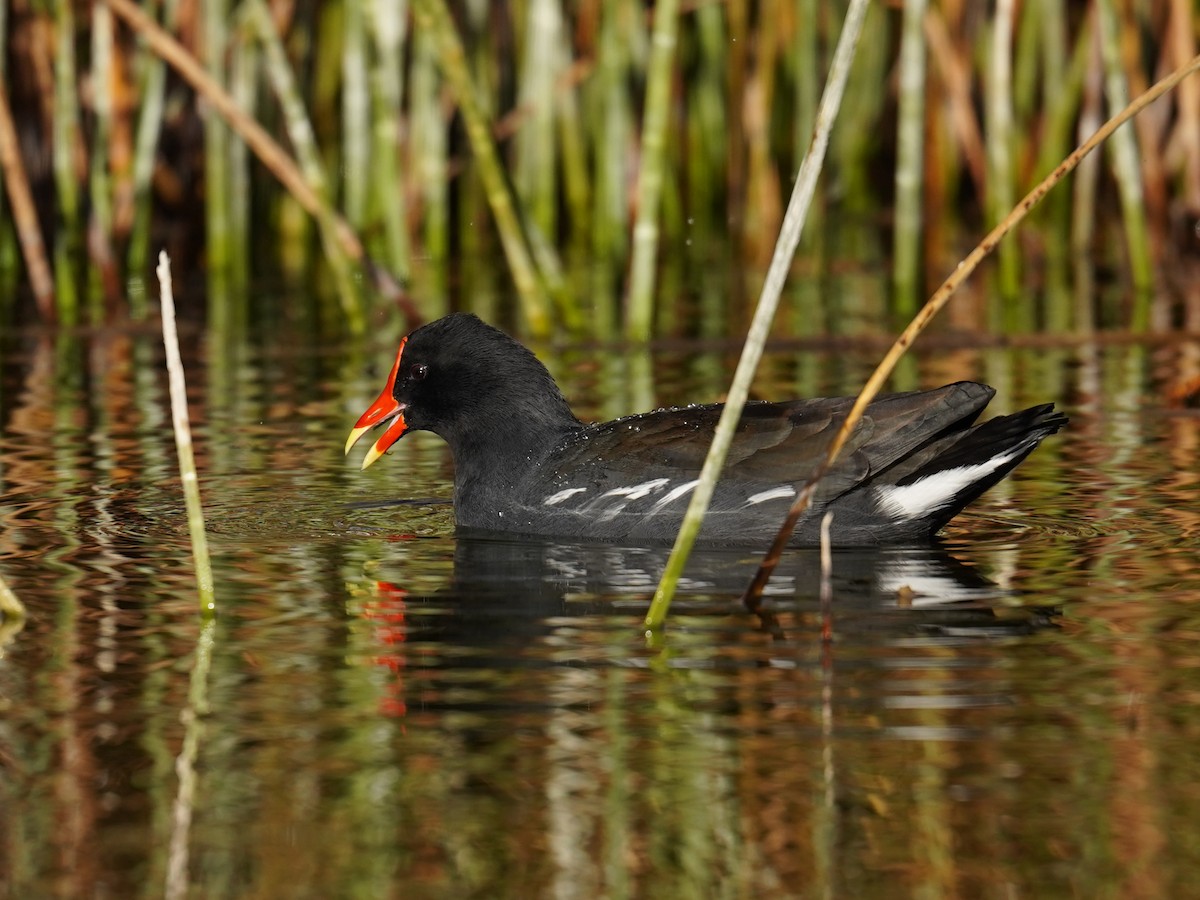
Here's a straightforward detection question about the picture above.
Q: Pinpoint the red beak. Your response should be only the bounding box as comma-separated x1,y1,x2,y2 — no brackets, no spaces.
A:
345,337,409,469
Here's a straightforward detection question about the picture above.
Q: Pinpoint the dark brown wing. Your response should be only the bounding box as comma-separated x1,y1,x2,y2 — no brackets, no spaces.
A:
540,382,995,504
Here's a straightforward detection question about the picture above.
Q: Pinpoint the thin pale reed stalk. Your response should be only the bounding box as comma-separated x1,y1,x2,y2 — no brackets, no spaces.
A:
819,510,833,642
156,251,216,617
624,0,680,342
164,617,215,900
739,50,1200,608
0,85,55,319
412,0,554,337
892,0,928,318
644,0,871,632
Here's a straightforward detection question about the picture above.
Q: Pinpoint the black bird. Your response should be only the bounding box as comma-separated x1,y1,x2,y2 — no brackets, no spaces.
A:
346,313,1066,546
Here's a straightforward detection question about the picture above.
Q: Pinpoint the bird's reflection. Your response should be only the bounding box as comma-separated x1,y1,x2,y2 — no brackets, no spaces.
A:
366,531,1058,649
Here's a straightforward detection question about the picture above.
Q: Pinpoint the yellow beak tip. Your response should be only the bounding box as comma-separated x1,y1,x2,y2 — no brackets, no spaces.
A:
344,426,368,456
361,444,385,470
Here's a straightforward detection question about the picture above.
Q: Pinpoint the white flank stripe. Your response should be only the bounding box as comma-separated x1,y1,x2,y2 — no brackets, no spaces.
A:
745,486,796,506
877,449,1021,519
593,478,671,523
599,478,671,501
649,478,701,514
543,487,588,506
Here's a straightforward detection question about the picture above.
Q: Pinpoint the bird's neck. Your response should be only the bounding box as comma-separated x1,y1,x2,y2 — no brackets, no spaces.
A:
445,404,581,527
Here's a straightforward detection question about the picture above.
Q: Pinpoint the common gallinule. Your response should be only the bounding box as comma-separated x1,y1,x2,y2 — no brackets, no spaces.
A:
346,314,1066,545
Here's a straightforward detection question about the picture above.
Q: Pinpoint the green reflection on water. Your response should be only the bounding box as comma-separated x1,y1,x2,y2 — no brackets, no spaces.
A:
0,320,1199,896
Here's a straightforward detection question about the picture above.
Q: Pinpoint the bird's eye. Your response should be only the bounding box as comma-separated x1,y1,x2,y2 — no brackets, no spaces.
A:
410,364,428,382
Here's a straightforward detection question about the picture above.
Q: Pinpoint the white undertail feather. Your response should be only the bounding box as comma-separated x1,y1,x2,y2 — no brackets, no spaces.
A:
876,447,1023,519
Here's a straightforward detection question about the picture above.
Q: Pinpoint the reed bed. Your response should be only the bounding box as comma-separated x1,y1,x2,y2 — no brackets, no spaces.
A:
0,0,1194,338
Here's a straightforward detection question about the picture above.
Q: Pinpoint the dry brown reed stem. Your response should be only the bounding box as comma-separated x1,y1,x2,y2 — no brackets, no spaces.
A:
0,84,55,320
740,51,1200,610
105,0,412,315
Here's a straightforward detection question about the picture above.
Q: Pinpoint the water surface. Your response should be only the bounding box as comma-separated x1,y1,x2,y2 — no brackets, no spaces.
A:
1,328,1199,898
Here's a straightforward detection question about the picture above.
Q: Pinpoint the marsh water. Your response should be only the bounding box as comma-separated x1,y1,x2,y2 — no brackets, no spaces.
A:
1,313,1199,898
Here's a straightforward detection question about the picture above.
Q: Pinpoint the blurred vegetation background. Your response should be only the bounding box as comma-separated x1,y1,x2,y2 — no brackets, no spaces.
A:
0,0,1196,341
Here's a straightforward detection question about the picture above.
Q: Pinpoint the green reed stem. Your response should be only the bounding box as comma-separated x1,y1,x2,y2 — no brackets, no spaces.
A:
1072,25,1103,332
52,0,80,324
128,0,181,305
739,48,1200,608
1096,0,1154,312
413,0,553,338
88,1,115,320
343,0,369,230
586,0,638,335
202,0,233,318
515,0,561,239
624,0,679,342
156,251,216,618
557,59,590,253
1034,9,1090,201
410,23,447,277
892,0,928,319
248,0,364,333
644,0,871,632
986,0,1020,309
226,24,253,307
367,0,412,280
